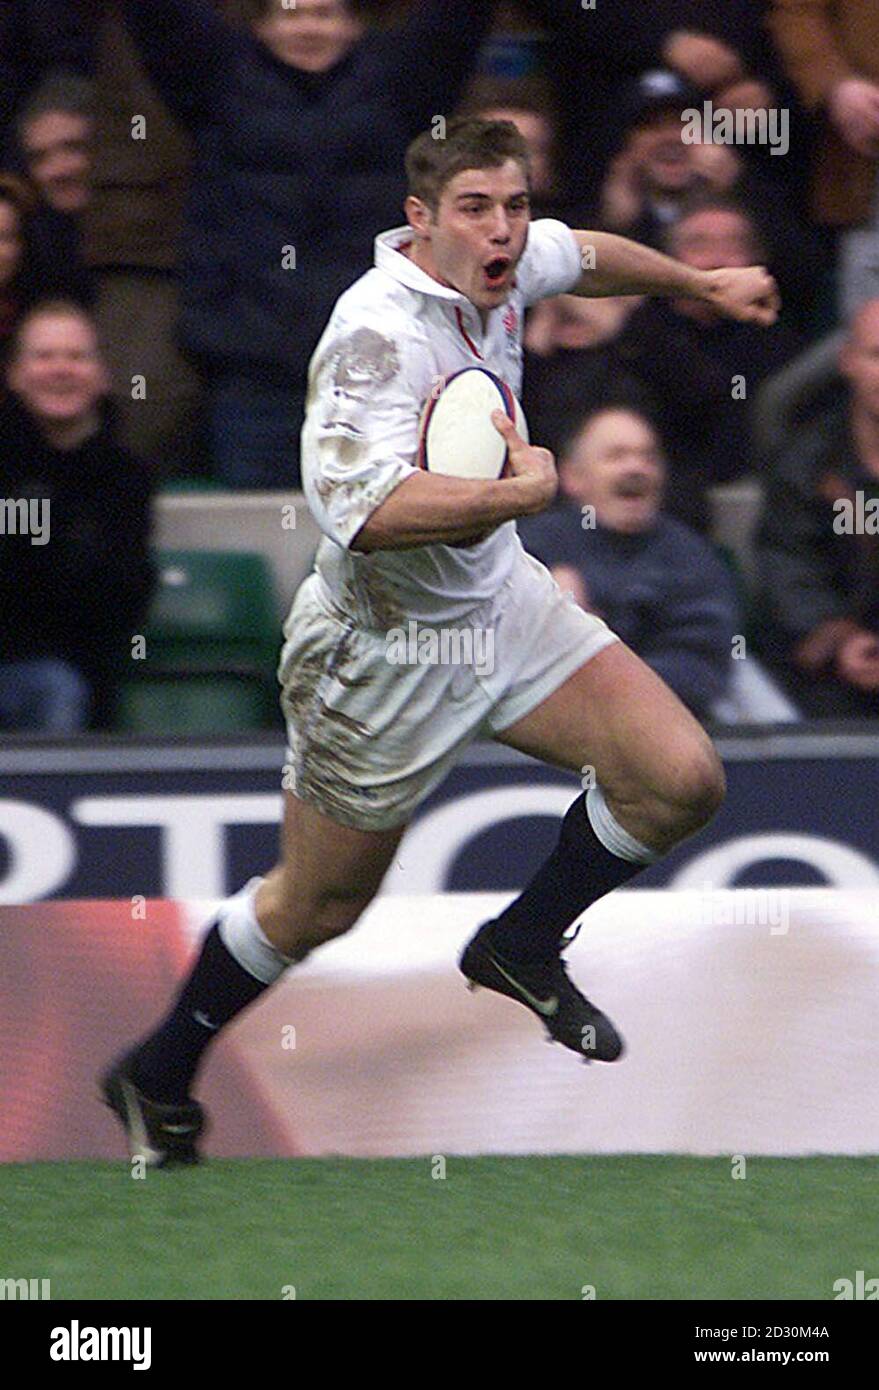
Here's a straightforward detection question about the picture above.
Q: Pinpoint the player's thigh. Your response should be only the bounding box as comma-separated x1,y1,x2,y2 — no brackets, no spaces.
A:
274,789,406,911
493,641,723,812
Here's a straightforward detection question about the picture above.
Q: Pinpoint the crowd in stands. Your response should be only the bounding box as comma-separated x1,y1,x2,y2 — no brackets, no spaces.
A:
1,0,878,731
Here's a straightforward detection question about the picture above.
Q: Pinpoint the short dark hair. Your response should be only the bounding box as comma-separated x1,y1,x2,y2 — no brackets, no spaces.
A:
405,117,530,212
560,398,663,464
17,69,93,144
10,298,103,362
665,189,764,260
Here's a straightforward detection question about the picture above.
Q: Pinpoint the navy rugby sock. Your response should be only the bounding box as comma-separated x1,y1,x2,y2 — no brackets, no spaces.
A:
487,788,657,963
131,925,268,1104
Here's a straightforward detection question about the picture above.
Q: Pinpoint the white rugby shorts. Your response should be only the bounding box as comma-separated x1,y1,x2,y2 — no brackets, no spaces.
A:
278,545,618,830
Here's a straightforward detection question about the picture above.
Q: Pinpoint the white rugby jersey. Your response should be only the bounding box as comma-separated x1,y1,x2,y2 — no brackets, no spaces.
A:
301,218,582,626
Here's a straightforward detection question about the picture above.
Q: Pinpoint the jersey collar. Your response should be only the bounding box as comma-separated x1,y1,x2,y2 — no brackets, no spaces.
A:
374,225,470,303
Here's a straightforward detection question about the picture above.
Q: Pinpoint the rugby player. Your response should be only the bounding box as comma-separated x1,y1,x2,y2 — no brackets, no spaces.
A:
103,119,779,1165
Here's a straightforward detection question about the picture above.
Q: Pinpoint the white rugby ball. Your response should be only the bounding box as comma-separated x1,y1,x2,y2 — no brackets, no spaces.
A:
417,367,529,479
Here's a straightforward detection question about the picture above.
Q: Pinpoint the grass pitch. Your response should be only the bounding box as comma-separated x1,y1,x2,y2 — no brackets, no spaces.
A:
2,1155,876,1300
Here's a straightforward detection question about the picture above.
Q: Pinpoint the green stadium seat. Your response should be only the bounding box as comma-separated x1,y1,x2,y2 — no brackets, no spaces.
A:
115,549,281,733
146,549,278,665
116,674,271,735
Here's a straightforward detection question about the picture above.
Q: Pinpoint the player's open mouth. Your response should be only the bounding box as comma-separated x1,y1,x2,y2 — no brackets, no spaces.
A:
483,257,511,288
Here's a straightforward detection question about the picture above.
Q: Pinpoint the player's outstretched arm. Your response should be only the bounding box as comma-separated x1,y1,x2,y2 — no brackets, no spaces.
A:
352,414,555,553
569,229,781,326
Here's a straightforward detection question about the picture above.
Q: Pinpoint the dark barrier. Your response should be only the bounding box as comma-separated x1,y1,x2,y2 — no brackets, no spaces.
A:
0,727,878,901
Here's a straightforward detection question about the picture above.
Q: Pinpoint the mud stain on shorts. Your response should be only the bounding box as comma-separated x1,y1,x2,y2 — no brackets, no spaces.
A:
281,622,377,816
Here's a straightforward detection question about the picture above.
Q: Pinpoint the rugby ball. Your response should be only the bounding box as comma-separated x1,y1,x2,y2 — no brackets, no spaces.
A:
417,367,529,479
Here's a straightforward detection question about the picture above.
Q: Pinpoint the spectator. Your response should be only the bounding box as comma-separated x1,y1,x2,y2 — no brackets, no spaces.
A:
0,1,92,164
0,301,154,732
770,0,879,329
519,406,738,722
521,292,644,463
769,0,879,232
15,70,94,305
119,0,497,488
755,299,879,718
61,1,213,476
599,70,823,332
611,192,802,531
17,70,92,216
37,4,261,478
457,74,566,220
517,0,781,214
0,176,36,366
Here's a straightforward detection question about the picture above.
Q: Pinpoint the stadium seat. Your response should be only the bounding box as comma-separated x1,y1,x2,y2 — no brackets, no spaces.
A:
146,550,278,667
115,550,280,732
115,673,275,735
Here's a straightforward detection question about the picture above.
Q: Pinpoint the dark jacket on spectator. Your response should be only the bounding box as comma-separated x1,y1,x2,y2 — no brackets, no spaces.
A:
519,0,691,213
522,0,807,213
118,0,495,385
74,0,204,273
0,397,154,722
611,300,802,530
519,503,738,718
520,346,648,464
756,408,879,652
26,205,94,305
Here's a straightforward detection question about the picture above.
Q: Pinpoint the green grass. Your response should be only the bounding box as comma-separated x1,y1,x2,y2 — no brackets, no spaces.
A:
2,1156,877,1300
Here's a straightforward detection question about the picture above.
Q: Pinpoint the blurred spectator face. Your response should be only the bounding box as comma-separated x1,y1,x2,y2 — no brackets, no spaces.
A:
672,207,756,272
7,310,108,432
253,0,362,72
0,198,23,289
407,160,530,315
631,111,691,195
477,108,554,198
561,409,665,535
840,301,879,420
671,207,757,323
21,110,91,214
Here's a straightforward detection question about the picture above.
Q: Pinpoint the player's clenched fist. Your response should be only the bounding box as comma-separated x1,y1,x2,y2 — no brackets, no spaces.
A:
491,409,558,513
700,266,781,326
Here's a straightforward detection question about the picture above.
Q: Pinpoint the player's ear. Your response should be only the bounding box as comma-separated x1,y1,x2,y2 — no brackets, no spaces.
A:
405,194,433,238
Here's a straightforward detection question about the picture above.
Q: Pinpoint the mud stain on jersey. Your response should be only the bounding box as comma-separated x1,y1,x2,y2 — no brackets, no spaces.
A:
329,328,400,404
